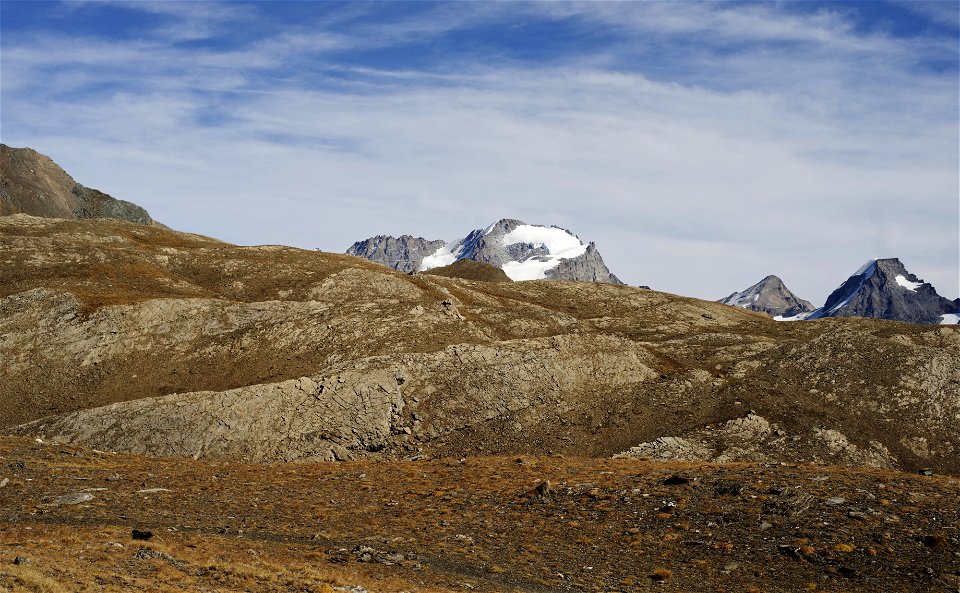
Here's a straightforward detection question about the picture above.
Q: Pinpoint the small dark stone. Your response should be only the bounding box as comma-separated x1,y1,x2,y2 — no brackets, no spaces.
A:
13,556,30,565
714,481,744,496
132,529,153,541
923,534,949,549
9,460,25,471
838,566,857,578
918,468,934,476
777,545,801,559
663,474,692,486
701,313,714,319
534,480,551,499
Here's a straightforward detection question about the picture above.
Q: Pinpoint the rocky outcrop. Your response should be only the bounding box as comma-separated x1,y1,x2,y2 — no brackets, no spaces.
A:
70,184,152,225
615,413,898,468
18,372,406,462
0,144,157,225
16,333,659,462
346,235,446,273
544,242,622,284
808,258,957,324
719,275,814,318
348,218,622,284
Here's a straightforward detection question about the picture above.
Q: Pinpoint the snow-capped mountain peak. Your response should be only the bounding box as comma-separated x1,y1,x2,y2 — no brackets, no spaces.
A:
807,258,957,324
348,218,622,284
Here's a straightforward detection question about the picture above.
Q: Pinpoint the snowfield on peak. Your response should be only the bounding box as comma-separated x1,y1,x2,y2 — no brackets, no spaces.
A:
499,224,588,281
352,218,617,284
501,225,586,257
418,222,592,281
419,243,460,270
895,275,923,291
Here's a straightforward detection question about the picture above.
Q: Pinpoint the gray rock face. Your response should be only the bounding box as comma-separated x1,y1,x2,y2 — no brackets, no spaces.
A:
719,275,814,318
0,144,157,225
346,235,445,273
70,184,153,225
615,413,898,468
545,242,621,283
347,218,622,284
808,258,958,325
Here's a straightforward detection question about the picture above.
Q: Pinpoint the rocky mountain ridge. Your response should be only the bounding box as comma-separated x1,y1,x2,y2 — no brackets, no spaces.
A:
348,218,622,284
808,258,958,325
345,234,445,273
718,275,815,318
0,144,156,225
723,260,958,325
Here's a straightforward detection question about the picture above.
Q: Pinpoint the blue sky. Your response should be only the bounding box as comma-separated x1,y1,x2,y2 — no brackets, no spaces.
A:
2,1,958,302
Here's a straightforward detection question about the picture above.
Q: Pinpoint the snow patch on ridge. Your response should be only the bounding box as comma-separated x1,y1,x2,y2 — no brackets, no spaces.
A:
499,225,588,281
774,312,813,322
940,314,960,325
501,225,587,257
419,242,460,270
721,291,756,308
895,275,923,291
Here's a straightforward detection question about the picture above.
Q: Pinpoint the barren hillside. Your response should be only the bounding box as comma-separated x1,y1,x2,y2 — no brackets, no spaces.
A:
2,214,958,476
1,437,958,593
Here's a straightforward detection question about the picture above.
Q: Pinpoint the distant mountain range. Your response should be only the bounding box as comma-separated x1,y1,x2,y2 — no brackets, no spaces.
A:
347,218,622,284
2,144,955,325
721,259,959,325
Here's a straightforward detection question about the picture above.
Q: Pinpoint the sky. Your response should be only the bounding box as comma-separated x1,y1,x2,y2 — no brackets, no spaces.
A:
1,0,958,302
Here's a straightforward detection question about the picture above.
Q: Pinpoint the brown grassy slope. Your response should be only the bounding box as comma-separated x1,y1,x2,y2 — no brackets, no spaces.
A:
1,215,959,475
0,436,958,593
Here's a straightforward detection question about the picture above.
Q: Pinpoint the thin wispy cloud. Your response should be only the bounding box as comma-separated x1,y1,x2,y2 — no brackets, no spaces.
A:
1,1,956,302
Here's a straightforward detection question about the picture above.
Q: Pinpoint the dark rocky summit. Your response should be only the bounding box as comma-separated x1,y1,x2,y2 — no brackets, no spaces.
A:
0,144,156,225
348,218,622,284
808,258,958,325
719,275,814,318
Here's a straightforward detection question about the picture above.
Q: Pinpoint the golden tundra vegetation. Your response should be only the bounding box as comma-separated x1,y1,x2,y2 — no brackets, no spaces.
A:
0,213,958,592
